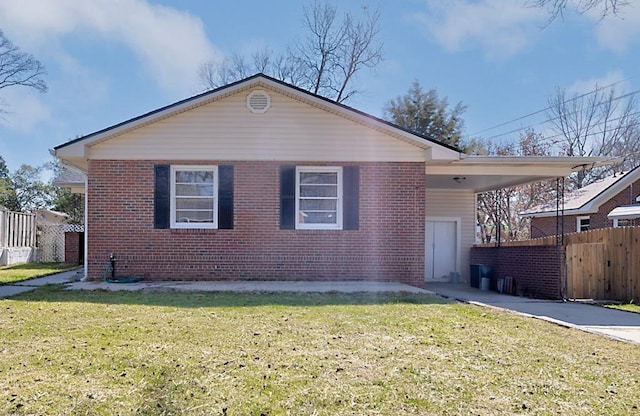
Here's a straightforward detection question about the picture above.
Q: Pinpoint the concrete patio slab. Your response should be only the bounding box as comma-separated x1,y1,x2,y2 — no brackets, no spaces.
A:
67,280,433,294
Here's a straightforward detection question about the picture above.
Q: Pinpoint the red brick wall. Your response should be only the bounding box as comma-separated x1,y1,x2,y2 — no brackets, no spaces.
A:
64,232,82,266
531,178,640,238
87,160,425,285
470,245,564,299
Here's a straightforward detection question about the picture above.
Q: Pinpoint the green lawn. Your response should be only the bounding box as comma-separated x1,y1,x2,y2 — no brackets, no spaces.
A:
1,286,639,415
605,303,640,314
0,262,75,285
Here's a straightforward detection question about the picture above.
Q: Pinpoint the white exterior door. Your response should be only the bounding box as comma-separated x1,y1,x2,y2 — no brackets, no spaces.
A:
426,219,458,281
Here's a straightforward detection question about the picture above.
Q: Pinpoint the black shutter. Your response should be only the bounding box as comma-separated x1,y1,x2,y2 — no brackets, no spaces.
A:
154,164,170,229
218,165,234,229
280,165,296,229
343,165,360,230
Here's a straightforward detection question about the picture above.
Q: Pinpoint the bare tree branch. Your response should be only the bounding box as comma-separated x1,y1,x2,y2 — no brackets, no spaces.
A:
197,2,382,103
0,29,47,96
546,86,640,187
528,0,630,22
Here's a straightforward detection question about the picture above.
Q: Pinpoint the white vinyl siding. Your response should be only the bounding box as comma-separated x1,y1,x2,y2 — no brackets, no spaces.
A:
295,167,343,230
88,89,425,162
170,166,218,229
425,189,476,282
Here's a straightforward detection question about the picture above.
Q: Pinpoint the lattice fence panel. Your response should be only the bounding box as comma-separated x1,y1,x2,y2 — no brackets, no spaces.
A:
37,223,84,262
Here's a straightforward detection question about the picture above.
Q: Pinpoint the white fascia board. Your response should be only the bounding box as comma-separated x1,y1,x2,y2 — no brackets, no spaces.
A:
520,206,599,218
426,156,616,176
456,155,616,168
425,146,461,162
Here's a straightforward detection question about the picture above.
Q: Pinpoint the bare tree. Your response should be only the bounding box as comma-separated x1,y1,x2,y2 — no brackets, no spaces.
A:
0,29,47,110
476,131,557,243
294,2,382,102
198,2,382,103
528,0,629,21
546,85,639,188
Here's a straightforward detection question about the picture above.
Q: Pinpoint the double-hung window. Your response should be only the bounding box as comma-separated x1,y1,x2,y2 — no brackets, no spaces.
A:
295,167,343,230
577,216,590,232
170,166,218,229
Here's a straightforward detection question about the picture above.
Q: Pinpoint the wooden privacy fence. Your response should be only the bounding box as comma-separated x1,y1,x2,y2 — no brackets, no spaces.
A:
479,227,640,302
0,210,36,248
564,227,639,302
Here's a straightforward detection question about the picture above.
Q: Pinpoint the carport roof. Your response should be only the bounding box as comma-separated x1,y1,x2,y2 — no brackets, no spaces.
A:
425,156,616,193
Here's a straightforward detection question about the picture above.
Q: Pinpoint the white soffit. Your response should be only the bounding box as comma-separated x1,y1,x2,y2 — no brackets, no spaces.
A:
425,156,616,193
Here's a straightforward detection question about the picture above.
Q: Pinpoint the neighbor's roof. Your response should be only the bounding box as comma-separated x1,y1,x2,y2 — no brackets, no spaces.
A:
52,168,85,194
607,204,640,220
521,166,640,217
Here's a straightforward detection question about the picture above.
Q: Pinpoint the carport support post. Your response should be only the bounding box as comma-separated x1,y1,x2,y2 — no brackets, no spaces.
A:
555,176,567,299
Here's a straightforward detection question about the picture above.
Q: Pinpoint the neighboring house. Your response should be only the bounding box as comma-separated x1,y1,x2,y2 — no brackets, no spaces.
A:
36,209,69,224
521,166,640,238
53,74,608,285
53,168,86,194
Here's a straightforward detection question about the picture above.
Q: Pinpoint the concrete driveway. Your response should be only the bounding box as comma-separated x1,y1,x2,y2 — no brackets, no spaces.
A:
425,283,640,345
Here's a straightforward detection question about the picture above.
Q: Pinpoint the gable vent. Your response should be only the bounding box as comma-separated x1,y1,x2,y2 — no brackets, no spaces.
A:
247,90,271,113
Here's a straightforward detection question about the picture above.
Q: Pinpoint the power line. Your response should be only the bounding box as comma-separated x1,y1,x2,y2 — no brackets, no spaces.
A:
468,77,633,138
481,87,640,141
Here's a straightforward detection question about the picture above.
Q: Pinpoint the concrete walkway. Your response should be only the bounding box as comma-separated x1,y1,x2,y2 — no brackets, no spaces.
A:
0,268,83,298
425,282,640,346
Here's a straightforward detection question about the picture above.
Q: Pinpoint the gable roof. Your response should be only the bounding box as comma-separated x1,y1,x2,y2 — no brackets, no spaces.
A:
54,73,461,164
53,73,617,193
521,166,640,218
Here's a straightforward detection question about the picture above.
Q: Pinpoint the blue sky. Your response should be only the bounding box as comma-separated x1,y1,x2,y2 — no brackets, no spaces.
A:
0,0,638,172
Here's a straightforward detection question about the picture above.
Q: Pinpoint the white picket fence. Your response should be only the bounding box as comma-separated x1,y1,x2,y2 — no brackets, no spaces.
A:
0,210,36,248
0,210,37,265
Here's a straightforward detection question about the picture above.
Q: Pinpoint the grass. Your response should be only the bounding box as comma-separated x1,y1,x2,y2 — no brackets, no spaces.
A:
0,262,75,285
1,286,639,415
605,303,640,314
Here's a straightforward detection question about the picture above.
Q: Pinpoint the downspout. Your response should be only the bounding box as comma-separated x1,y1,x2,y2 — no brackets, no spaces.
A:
83,173,88,281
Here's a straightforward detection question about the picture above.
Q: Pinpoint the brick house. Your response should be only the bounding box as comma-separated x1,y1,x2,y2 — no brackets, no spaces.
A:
521,166,640,238
53,74,608,286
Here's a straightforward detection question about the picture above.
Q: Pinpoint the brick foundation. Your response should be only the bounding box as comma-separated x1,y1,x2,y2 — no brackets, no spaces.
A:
87,160,426,285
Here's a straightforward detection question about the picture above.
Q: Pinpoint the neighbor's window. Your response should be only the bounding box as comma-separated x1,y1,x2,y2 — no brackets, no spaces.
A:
614,218,632,227
296,167,342,230
171,166,218,229
577,216,590,232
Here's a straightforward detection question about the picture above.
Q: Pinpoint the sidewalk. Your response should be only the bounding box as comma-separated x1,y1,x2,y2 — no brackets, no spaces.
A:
0,268,83,298
425,282,640,345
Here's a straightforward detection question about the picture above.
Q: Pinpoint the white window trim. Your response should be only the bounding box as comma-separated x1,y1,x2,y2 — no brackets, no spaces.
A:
576,215,590,233
613,218,631,227
295,166,343,230
170,165,218,229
